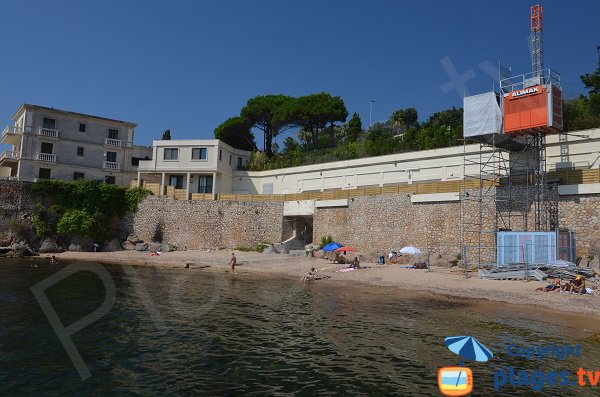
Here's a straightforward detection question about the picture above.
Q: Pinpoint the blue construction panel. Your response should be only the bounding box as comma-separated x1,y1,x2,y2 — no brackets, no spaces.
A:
497,231,556,265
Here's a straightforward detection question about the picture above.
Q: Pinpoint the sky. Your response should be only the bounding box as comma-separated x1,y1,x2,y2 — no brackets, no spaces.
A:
1,0,598,149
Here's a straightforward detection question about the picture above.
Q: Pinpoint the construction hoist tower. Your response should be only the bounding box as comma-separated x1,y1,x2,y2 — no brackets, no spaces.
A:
460,4,563,270
531,5,544,75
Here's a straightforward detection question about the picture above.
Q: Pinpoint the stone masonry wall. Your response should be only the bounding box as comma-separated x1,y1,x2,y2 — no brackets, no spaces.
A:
132,196,284,250
0,180,35,245
313,195,463,259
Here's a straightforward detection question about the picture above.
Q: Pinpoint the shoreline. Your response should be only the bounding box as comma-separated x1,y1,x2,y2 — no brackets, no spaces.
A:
36,250,600,320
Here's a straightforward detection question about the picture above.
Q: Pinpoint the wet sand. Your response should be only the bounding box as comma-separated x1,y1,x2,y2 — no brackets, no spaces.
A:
44,250,600,318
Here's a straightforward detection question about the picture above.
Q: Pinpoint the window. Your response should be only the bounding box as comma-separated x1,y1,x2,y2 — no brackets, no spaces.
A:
237,157,243,169
77,147,84,157
229,155,232,165
38,168,51,179
79,123,86,133
104,176,116,185
219,150,222,161
192,148,207,160
41,142,54,154
73,172,84,180
108,129,119,139
106,151,117,163
169,175,184,189
198,175,213,193
164,148,179,160
42,118,56,130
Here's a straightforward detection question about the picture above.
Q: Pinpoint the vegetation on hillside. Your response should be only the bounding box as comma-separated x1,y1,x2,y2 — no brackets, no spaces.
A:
214,66,600,171
31,180,150,240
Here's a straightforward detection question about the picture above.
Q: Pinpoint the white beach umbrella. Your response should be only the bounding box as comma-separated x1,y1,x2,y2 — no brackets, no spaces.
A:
399,246,421,255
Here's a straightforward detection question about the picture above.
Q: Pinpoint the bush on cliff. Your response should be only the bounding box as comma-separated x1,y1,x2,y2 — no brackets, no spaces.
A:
31,179,150,240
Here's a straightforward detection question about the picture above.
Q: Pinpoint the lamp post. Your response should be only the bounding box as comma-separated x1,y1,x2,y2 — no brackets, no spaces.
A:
369,100,375,128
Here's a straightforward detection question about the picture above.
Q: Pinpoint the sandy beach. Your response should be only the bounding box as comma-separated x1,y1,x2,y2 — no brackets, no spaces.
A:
42,249,600,319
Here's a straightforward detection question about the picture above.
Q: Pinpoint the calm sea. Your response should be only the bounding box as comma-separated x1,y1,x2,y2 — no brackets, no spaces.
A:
1,258,599,396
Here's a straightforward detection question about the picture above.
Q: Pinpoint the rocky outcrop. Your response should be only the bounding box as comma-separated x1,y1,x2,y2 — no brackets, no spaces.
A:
103,239,122,252
39,238,63,253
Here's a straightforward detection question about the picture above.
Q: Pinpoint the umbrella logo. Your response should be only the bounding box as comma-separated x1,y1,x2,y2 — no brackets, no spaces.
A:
444,336,493,362
438,336,493,396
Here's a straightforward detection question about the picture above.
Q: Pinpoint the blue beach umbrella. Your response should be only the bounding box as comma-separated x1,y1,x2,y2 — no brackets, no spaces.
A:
322,242,342,252
444,336,493,362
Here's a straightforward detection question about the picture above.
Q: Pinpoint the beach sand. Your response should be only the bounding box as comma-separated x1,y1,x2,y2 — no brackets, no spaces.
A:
43,249,600,318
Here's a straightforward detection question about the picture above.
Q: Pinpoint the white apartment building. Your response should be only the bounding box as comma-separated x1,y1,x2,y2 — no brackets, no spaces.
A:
136,128,600,198
137,139,251,198
0,104,152,186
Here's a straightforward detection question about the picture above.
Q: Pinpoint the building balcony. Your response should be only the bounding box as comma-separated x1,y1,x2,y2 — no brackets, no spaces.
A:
0,151,20,164
103,161,120,170
2,126,23,145
104,137,122,147
36,153,56,162
37,127,59,139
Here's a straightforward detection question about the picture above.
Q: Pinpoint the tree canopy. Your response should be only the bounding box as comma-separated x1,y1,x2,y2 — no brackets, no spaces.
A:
214,116,256,151
277,92,348,149
162,129,171,140
240,94,293,157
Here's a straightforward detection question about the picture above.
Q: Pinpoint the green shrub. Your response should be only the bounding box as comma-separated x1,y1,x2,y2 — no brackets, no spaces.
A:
56,209,97,238
31,179,151,240
234,246,256,252
319,235,333,249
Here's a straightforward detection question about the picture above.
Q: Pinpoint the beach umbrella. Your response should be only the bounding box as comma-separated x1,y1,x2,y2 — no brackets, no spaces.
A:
334,246,359,252
322,242,342,252
444,336,493,362
399,246,421,255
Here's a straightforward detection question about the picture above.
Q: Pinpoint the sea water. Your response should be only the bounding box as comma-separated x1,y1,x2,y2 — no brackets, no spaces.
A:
1,258,599,396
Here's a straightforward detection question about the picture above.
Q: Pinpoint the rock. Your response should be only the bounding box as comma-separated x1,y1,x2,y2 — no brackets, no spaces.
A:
69,236,92,252
263,245,277,254
161,243,176,252
272,243,289,254
135,243,149,251
147,242,163,253
39,238,63,253
103,239,122,252
121,240,135,250
8,243,35,257
127,234,143,244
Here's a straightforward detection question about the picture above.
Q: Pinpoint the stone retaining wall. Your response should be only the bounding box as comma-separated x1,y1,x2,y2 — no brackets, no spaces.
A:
132,196,284,250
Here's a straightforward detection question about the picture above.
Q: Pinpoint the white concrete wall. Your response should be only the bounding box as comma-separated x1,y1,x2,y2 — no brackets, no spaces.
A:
0,167,10,177
234,144,492,194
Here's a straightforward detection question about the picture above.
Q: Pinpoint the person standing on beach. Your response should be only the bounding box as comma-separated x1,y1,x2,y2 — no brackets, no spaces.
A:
229,252,237,274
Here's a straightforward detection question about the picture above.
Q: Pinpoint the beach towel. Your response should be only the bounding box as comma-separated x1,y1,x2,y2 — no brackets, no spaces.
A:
335,268,355,273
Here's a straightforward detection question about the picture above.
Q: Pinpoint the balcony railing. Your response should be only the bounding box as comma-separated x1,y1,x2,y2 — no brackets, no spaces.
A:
2,126,23,142
103,161,120,170
37,128,59,139
36,153,56,162
0,151,19,162
104,137,122,147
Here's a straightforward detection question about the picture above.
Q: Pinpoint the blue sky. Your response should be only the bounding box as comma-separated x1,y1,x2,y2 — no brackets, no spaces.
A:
1,0,598,148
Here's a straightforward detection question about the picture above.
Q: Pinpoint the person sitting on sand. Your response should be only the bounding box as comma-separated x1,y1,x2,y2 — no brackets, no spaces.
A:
50,255,58,265
536,277,561,292
349,257,360,269
570,275,586,294
302,267,318,282
333,253,346,264
561,275,586,294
